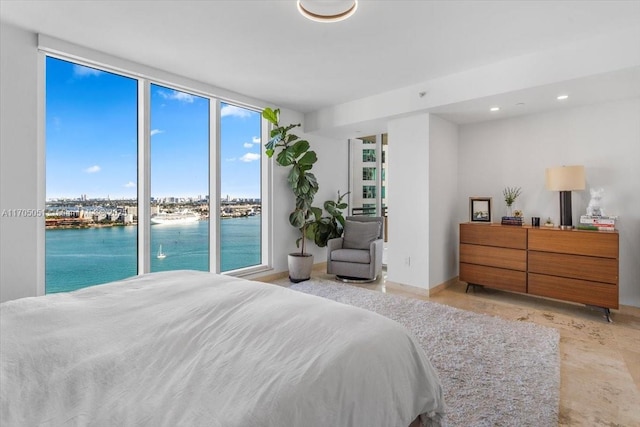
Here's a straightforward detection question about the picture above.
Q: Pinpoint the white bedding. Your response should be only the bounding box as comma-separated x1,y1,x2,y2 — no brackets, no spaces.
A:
1,270,444,426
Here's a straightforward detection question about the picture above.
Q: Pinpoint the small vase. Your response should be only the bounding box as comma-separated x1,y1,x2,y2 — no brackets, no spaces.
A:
506,205,513,217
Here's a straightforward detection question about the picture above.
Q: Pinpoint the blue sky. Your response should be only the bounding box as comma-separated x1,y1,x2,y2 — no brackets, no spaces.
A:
46,57,261,200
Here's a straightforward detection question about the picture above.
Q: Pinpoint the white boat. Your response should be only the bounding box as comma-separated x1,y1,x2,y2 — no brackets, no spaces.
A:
157,244,166,259
150,210,199,225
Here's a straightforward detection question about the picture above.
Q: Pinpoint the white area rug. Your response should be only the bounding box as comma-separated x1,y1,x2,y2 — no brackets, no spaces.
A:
283,278,560,427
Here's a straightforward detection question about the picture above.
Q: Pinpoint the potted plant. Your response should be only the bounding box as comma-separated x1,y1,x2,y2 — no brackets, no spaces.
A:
306,191,349,247
263,107,321,282
503,186,522,217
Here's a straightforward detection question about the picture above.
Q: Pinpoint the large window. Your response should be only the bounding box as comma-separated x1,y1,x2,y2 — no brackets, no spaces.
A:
150,84,210,272
220,103,262,272
45,55,265,293
45,57,138,293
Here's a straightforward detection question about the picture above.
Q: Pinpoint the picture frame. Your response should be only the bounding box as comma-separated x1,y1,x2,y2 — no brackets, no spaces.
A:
469,197,492,222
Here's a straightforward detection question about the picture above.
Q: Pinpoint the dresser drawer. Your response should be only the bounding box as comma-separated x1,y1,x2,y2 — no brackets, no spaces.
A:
528,228,618,258
460,243,526,271
460,263,526,293
528,273,618,309
528,251,618,284
460,224,527,249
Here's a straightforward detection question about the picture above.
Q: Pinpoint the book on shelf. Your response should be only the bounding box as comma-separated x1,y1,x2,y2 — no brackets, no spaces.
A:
576,224,616,231
501,216,523,226
580,215,617,225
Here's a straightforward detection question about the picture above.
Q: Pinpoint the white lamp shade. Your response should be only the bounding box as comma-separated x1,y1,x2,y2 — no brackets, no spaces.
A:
545,165,586,191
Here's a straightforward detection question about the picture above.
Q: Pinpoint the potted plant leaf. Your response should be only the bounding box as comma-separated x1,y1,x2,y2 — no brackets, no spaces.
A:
306,191,349,248
263,107,320,282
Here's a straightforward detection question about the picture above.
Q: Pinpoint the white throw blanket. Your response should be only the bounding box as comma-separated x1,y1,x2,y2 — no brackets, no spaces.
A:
1,270,444,426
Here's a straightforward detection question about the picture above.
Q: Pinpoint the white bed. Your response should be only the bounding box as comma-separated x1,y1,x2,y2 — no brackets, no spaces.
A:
0,270,445,426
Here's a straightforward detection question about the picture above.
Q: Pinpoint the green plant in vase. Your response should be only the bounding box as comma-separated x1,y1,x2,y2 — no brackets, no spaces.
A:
306,190,349,247
503,186,522,217
263,107,319,254
263,107,319,282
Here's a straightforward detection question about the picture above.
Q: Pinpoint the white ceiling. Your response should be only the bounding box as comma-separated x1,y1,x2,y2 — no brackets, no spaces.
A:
2,0,640,132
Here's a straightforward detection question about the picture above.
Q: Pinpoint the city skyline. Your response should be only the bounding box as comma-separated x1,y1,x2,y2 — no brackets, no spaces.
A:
46,57,262,200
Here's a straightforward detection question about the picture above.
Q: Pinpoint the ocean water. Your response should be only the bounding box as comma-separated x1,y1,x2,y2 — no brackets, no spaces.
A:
45,216,260,294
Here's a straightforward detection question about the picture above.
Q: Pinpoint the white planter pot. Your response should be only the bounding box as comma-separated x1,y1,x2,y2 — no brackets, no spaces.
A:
288,253,314,283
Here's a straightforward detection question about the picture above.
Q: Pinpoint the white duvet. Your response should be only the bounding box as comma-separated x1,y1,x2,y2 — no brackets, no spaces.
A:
1,270,444,426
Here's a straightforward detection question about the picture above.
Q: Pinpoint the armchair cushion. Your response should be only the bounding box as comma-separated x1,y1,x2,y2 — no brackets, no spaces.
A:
342,220,381,250
330,248,371,264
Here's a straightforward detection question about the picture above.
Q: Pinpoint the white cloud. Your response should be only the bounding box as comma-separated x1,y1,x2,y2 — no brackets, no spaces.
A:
73,65,102,78
157,89,195,103
84,165,101,173
221,105,252,118
150,129,164,136
243,143,253,148
124,181,136,188
252,136,261,144
240,153,260,162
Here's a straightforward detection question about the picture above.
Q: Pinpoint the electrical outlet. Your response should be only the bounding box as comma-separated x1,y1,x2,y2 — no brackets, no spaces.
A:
404,256,411,266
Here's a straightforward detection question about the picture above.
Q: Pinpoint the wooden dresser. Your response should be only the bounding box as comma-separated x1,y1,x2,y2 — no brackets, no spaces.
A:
459,223,619,318
460,224,527,293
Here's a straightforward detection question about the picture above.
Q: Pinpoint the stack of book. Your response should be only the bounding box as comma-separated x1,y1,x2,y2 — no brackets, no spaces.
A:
577,215,617,231
501,216,523,226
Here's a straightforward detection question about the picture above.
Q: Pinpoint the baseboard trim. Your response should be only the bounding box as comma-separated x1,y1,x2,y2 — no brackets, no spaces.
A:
384,276,459,298
429,276,459,296
312,261,327,271
384,280,430,298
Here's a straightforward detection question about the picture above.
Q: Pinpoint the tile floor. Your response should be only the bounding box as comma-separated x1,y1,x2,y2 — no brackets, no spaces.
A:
295,269,640,426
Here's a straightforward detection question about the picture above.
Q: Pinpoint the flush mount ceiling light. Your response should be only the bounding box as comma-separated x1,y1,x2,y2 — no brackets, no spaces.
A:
557,94,569,100
297,0,358,23
490,106,500,112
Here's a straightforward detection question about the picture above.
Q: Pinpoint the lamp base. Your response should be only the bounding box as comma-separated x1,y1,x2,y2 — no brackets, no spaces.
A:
559,190,574,229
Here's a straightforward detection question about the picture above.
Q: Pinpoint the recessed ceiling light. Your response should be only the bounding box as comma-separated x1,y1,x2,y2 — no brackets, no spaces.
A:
557,95,569,100
490,107,500,112
297,0,358,23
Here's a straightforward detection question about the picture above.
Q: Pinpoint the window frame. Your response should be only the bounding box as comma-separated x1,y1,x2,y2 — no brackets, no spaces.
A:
38,45,271,296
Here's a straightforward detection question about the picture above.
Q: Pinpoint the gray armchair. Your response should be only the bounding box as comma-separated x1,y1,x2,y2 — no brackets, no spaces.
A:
327,216,384,282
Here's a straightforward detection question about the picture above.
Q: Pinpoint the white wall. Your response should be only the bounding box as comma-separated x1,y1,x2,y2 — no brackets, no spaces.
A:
457,97,640,307
428,115,459,288
386,114,460,291
0,23,42,302
387,114,430,289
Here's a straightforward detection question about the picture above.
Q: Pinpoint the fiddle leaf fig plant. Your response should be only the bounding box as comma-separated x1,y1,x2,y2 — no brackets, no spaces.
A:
306,191,349,247
263,107,319,255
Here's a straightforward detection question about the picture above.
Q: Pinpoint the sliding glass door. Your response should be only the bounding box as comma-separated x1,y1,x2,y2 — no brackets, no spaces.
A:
349,134,387,218
349,134,388,263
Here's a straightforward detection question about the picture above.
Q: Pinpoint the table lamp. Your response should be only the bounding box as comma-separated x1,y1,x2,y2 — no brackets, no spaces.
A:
545,165,585,229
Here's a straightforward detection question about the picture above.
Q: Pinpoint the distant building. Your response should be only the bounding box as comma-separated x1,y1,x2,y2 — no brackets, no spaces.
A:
349,135,387,216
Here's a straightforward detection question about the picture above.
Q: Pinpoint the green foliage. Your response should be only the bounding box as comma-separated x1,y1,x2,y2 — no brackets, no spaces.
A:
503,186,522,206
263,107,350,253
262,107,319,254
305,191,349,247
